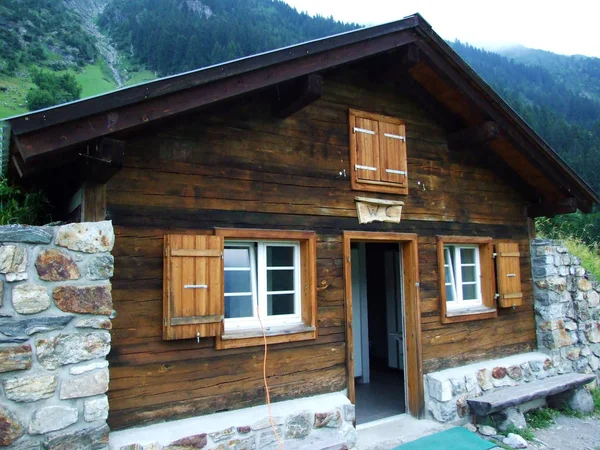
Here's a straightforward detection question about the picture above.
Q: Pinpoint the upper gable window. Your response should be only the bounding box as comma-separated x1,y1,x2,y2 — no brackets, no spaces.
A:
349,109,408,195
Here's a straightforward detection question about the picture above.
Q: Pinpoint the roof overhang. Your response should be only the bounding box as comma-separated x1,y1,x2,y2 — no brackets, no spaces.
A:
5,13,598,215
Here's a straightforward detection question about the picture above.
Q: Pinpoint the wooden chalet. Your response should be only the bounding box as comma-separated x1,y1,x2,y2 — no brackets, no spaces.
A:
3,12,598,443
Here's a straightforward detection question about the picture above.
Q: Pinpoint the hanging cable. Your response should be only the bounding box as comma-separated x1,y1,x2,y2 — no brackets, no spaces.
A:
257,308,284,450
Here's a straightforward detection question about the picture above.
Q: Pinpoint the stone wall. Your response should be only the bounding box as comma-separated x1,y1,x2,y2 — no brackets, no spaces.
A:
0,222,114,449
424,352,553,423
531,239,600,383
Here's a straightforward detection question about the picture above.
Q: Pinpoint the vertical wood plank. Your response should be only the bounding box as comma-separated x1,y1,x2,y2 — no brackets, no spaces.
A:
82,181,107,222
354,117,380,182
380,121,407,185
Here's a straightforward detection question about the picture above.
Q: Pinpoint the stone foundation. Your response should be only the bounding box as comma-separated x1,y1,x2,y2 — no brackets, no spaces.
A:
424,352,553,422
0,222,114,449
109,392,356,450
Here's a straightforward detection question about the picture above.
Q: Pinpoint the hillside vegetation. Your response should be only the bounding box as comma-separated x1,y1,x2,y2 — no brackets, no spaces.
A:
1,0,600,242
98,0,358,76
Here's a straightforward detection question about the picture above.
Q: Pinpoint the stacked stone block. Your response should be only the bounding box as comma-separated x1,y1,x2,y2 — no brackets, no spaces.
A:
0,222,114,449
118,404,356,450
532,239,600,383
425,353,554,422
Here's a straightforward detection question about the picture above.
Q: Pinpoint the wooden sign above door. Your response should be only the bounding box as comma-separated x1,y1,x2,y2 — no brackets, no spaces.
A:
355,197,404,224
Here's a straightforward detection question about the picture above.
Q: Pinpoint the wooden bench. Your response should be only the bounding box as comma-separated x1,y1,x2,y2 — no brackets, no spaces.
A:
467,372,596,416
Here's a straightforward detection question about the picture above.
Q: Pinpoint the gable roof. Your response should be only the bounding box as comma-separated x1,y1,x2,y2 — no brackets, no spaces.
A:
4,13,598,214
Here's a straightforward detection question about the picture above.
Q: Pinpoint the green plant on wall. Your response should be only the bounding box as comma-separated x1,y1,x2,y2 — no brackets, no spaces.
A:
0,177,51,225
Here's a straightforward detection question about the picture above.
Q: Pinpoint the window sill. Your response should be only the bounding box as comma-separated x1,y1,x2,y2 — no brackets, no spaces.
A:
443,305,497,324
215,324,317,350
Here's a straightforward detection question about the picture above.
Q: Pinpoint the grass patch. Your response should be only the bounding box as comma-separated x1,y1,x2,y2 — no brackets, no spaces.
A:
525,407,558,429
0,72,32,119
563,238,600,281
75,61,117,99
561,406,586,418
592,388,600,414
504,424,535,441
123,69,156,87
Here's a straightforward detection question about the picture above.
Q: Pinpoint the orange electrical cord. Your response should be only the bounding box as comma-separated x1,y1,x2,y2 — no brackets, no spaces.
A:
257,309,284,450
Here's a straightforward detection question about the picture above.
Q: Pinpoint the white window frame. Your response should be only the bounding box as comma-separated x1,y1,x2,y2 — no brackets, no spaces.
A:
224,240,302,331
444,244,482,310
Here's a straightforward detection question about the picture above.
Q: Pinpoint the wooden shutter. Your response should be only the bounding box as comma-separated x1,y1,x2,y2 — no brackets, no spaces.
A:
353,116,380,182
495,242,523,308
163,235,224,340
379,121,407,185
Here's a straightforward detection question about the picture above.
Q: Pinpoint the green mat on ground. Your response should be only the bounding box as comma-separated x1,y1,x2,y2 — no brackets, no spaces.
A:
392,427,497,450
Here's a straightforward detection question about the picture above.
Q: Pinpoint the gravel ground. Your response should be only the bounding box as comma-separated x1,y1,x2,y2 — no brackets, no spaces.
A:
527,415,600,450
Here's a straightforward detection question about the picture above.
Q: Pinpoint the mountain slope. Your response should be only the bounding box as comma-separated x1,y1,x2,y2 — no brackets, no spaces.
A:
98,0,359,76
450,41,600,195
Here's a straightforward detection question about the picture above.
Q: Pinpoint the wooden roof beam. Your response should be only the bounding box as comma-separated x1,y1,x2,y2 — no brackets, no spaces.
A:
528,198,579,218
447,121,500,151
412,38,594,205
273,74,323,119
13,30,418,163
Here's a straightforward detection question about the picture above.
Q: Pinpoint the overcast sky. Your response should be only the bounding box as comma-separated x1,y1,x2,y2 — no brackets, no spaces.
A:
282,0,600,58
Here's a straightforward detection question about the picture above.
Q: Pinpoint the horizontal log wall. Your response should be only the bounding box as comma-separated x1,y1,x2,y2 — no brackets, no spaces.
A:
105,67,535,430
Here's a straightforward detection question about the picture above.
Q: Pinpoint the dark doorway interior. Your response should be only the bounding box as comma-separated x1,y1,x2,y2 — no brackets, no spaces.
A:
352,243,406,425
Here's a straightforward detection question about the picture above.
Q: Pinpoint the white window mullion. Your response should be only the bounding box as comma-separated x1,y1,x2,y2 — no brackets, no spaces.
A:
257,243,268,319
294,243,301,319
249,244,259,321
454,246,463,305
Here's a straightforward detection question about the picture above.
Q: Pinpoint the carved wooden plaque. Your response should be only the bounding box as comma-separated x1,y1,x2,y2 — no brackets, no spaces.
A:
355,197,404,224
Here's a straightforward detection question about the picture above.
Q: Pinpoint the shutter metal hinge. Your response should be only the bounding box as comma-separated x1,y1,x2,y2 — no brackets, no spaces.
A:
354,127,375,135
415,282,420,288
355,164,377,171
493,253,497,259
164,318,167,327
385,169,407,176
494,293,500,300
383,133,406,142
347,256,351,263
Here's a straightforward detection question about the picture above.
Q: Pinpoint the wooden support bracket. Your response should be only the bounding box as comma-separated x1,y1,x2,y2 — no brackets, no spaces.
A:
447,121,500,150
274,74,323,119
82,137,125,184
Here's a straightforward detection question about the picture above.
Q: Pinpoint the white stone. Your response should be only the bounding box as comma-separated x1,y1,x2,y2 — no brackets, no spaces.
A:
69,360,109,375
57,221,114,253
586,290,600,308
6,272,28,282
142,444,162,450
427,376,453,402
3,374,56,402
428,399,457,422
29,405,78,435
477,424,496,436
465,373,478,393
36,331,111,370
503,433,528,448
85,395,109,422
463,423,477,433
575,267,586,277
12,283,50,315
60,368,109,399
0,245,27,275
252,416,284,431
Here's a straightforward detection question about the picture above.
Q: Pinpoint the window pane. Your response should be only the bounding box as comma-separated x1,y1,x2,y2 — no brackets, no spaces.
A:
461,266,476,283
446,285,455,302
267,246,294,267
462,284,478,300
224,247,250,268
267,269,294,292
444,264,454,285
224,270,251,294
225,295,253,318
460,248,475,264
268,294,295,315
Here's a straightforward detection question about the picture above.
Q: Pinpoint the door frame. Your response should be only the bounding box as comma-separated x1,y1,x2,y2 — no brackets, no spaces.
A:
343,231,424,418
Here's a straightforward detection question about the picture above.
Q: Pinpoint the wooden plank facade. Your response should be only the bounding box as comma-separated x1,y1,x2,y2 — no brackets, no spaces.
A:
105,67,535,429
6,15,597,434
